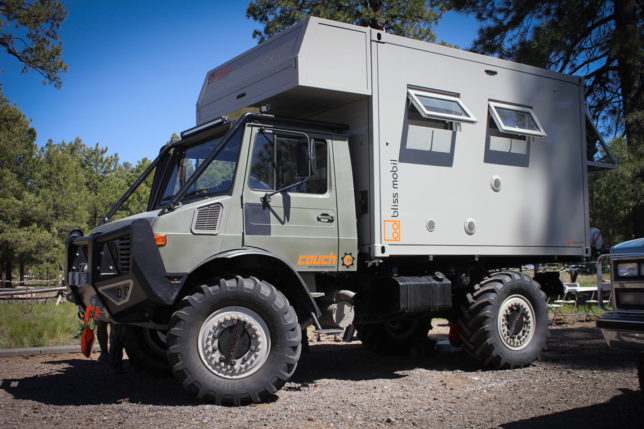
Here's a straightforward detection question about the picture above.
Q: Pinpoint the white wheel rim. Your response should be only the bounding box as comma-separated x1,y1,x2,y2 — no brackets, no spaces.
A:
497,294,535,351
197,306,271,379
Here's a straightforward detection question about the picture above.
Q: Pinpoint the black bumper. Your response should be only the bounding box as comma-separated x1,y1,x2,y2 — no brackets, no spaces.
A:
596,312,644,351
65,219,186,324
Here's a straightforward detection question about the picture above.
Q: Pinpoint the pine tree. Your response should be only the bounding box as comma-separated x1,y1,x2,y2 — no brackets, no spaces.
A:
247,0,449,43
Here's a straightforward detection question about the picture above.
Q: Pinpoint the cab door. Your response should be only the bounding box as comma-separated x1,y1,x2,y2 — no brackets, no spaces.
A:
242,126,339,271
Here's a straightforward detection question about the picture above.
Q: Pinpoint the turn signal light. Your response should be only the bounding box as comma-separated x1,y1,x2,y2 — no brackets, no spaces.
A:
154,235,167,247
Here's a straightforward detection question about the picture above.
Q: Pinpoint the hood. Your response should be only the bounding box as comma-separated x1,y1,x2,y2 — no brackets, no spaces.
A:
611,238,644,255
93,210,159,235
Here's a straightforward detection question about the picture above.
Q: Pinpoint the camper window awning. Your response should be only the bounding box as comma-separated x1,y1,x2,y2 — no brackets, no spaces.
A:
408,89,477,123
488,101,546,137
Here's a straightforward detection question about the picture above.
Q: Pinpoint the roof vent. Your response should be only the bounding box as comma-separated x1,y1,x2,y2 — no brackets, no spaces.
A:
192,203,223,235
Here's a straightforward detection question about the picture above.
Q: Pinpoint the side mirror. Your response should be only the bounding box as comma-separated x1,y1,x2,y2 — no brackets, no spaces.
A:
296,139,313,177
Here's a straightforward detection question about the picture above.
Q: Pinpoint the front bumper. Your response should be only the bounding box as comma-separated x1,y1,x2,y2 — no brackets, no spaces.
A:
65,219,186,326
597,312,644,351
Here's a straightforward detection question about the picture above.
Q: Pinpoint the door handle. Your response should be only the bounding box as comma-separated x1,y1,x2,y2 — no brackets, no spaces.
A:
317,213,335,223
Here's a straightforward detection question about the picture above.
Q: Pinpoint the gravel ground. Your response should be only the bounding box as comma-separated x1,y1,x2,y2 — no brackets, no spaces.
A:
0,320,641,428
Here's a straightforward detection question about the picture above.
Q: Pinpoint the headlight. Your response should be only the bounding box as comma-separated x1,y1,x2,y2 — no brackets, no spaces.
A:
617,262,639,277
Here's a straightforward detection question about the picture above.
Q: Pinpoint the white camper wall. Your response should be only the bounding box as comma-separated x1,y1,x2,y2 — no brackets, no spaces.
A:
371,30,589,257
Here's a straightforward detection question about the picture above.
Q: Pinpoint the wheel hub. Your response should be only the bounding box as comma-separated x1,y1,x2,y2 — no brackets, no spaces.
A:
497,295,535,351
198,307,270,379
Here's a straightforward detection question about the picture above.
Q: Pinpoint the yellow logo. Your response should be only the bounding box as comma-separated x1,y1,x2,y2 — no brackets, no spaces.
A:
342,253,354,268
298,252,336,266
383,220,401,242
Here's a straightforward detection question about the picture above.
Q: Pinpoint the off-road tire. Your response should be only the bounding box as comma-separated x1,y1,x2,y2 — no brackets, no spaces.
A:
638,351,643,396
167,276,301,405
458,271,548,369
356,317,432,354
123,326,171,374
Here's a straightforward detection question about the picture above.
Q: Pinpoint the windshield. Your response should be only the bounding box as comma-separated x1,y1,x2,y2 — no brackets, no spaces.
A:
156,129,242,208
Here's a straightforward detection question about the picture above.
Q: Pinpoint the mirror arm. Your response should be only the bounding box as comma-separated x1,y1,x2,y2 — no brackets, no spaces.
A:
261,173,312,206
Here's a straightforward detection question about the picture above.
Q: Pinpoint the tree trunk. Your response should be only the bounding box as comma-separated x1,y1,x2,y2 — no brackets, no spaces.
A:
613,0,644,145
19,255,24,286
613,0,643,238
2,258,13,287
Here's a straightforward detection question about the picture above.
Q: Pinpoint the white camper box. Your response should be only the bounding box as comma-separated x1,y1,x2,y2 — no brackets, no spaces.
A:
197,17,590,260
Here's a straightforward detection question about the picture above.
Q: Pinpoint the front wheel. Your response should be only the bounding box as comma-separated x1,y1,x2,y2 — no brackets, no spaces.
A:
123,326,171,374
458,271,548,369
167,276,301,405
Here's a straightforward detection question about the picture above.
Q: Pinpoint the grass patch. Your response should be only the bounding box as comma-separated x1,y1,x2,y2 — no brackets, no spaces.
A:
574,273,598,288
0,302,84,349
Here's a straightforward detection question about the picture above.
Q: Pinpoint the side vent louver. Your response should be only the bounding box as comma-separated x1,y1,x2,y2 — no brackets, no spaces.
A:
192,203,223,234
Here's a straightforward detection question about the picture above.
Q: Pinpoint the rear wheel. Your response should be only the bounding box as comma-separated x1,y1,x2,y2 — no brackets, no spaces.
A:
458,271,548,369
167,276,301,405
357,317,432,354
123,326,171,374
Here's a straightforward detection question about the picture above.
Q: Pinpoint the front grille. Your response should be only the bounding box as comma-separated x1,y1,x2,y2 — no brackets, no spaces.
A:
111,235,131,273
615,288,644,311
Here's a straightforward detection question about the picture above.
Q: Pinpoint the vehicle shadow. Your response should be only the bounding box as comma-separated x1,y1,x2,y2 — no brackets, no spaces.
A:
0,359,196,406
500,389,643,428
542,326,639,369
0,340,477,407
0,324,635,407
292,339,479,385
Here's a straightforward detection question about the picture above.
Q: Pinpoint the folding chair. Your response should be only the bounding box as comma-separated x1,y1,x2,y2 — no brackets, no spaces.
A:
547,297,566,325
554,283,577,322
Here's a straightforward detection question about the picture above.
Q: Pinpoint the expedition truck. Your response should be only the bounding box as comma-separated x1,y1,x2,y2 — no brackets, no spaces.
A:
65,17,607,405
596,238,644,394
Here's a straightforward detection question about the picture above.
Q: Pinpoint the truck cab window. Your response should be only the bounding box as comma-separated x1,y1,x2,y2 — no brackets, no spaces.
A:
157,129,242,207
249,132,327,194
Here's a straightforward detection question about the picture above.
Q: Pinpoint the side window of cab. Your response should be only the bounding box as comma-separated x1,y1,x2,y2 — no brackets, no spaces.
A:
248,130,327,194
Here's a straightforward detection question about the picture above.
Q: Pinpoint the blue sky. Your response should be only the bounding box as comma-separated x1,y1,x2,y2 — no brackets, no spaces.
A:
1,1,479,164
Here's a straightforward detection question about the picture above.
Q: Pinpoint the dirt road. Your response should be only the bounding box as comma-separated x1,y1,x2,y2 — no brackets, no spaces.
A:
0,321,641,428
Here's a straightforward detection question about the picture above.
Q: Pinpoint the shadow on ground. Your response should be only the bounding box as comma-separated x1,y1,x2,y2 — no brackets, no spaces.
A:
542,326,639,369
0,323,638,407
0,359,196,406
501,389,643,428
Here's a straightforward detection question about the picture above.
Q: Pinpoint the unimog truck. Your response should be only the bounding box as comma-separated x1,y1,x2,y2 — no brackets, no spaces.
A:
65,17,603,405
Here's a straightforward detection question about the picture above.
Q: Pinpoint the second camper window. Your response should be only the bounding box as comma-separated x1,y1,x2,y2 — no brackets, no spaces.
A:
488,101,546,137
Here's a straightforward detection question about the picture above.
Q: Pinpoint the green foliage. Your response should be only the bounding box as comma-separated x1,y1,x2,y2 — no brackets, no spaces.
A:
113,157,153,220
0,0,68,88
589,138,644,245
0,86,174,280
0,89,42,282
246,0,448,43
0,301,82,348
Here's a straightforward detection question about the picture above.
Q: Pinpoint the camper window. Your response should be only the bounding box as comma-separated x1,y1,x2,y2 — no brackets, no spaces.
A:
407,89,477,123
488,101,546,137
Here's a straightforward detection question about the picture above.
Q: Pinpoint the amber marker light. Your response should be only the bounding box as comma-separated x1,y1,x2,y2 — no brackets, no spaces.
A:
154,235,167,247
